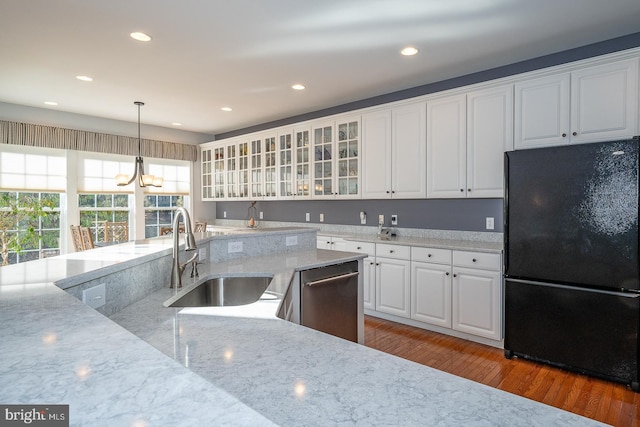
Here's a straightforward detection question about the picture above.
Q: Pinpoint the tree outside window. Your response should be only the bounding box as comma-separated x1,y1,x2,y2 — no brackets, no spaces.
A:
0,191,60,265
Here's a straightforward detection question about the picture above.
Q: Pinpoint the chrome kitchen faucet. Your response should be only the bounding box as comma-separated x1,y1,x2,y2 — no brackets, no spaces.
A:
170,207,198,289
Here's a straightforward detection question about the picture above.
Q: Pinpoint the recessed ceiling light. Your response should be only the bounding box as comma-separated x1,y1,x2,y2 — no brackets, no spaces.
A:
130,32,152,42
76,75,93,82
400,46,418,56
44,101,58,106
292,84,305,90
221,107,232,112
171,122,183,127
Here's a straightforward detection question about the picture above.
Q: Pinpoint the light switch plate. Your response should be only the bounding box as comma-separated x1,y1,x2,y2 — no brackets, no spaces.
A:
228,241,243,253
391,214,398,225
486,217,495,230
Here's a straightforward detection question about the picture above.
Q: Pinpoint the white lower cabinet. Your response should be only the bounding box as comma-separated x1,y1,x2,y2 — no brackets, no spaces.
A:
451,251,502,340
344,241,376,310
411,261,452,328
317,235,346,251
376,256,411,318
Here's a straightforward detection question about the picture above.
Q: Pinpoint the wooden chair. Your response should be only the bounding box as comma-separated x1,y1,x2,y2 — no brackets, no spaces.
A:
70,225,85,252
105,221,128,243
194,221,207,232
79,227,95,250
40,249,60,258
159,226,173,236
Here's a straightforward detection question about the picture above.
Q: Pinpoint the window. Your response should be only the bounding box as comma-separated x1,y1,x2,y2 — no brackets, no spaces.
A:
0,191,61,264
78,194,130,244
144,195,187,238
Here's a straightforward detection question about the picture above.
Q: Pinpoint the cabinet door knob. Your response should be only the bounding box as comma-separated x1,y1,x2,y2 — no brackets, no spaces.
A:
460,188,464,192
428,254,432,257
467,188,471,192
453,273,457,277
446,272,450,276
472,258,477,262
357,246,362,250
389,250,395,253
572,131,577,136
386,190,390,194
562,133,567,137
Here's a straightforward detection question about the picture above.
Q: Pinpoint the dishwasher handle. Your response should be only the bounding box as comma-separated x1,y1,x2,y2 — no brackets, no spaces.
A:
305,271,359,287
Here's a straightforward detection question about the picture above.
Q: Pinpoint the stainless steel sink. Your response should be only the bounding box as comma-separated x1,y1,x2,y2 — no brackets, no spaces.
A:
164,276,272,307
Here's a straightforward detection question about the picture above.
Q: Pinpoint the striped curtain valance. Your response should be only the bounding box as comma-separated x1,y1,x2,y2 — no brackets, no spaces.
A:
0,120,198,162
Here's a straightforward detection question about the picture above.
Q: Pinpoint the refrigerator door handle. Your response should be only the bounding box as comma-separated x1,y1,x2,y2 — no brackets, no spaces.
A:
507,278,640,298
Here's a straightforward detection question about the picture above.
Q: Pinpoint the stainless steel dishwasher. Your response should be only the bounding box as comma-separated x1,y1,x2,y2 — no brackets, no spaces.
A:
300,261,359,342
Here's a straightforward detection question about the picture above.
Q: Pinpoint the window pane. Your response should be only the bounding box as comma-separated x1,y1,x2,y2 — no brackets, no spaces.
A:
158,196,171,207
114,194,129,208
96,194,112,208
79,194,96,207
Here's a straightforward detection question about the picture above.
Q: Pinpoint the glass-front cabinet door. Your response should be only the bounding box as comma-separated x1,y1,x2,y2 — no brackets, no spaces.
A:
336,118,360,197
263,134,277,198
250,136,263,198
201,146,213,200
310,115,361,199
278,130,294,199
312,121,334,198
226,143,237,198
294,127,311,198
237,141,249,199
213,145,225,199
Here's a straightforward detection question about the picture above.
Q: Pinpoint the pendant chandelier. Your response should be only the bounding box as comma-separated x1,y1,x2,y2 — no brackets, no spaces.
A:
115,101,163,187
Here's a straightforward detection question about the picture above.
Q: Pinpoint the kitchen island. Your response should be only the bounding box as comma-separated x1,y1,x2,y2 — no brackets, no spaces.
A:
0,229,605,426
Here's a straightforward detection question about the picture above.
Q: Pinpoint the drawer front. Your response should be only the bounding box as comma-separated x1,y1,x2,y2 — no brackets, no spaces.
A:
411,247,451,265
376,243,411,260
453,251,501,271
344,241,376,257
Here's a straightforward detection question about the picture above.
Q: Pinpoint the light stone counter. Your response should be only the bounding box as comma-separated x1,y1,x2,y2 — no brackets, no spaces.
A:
0,228,604,426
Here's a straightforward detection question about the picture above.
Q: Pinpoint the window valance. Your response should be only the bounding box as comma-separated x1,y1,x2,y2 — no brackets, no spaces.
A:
0,120,198,162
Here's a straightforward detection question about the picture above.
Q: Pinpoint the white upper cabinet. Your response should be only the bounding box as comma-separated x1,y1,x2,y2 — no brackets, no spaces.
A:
293,126,311,199
427,85,513,198
515,58,638,149
361,102,426,199
311,116,361,199
277,129,295,199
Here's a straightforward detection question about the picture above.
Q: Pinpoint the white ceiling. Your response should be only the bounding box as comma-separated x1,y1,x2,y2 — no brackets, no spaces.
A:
1,0,639,136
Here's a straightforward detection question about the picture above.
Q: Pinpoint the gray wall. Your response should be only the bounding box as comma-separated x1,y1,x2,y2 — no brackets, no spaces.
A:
215,199,504,232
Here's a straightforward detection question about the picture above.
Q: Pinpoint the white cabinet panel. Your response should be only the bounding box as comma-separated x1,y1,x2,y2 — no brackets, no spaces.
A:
361,110,392,198
376,257,411,318
411,261,452,328
515,58,638,149
452,266,502,340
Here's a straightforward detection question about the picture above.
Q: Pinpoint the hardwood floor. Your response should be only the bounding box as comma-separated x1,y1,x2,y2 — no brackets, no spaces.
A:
364,315,640,426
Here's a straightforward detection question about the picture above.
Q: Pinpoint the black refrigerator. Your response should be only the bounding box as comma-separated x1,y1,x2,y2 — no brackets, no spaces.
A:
504,137,640,391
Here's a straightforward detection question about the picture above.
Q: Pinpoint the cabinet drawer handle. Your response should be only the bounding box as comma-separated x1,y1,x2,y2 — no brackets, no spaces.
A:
357,246,362,250
389,250,395,254
472,258,477,262
428,254,432,257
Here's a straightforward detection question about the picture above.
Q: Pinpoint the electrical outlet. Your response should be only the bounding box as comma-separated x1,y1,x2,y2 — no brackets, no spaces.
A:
286,235,298,246
198,247,208,261
378,214,384,225
228,241,243,253
259,211,264,219
223,211,227,218
391,214,398,225
319,213,324,222
82,283,106,309
305,212,310,222
486,217,495,230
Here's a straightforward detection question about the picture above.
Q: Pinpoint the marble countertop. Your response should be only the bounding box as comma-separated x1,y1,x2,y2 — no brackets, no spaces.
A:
0,230,603,426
